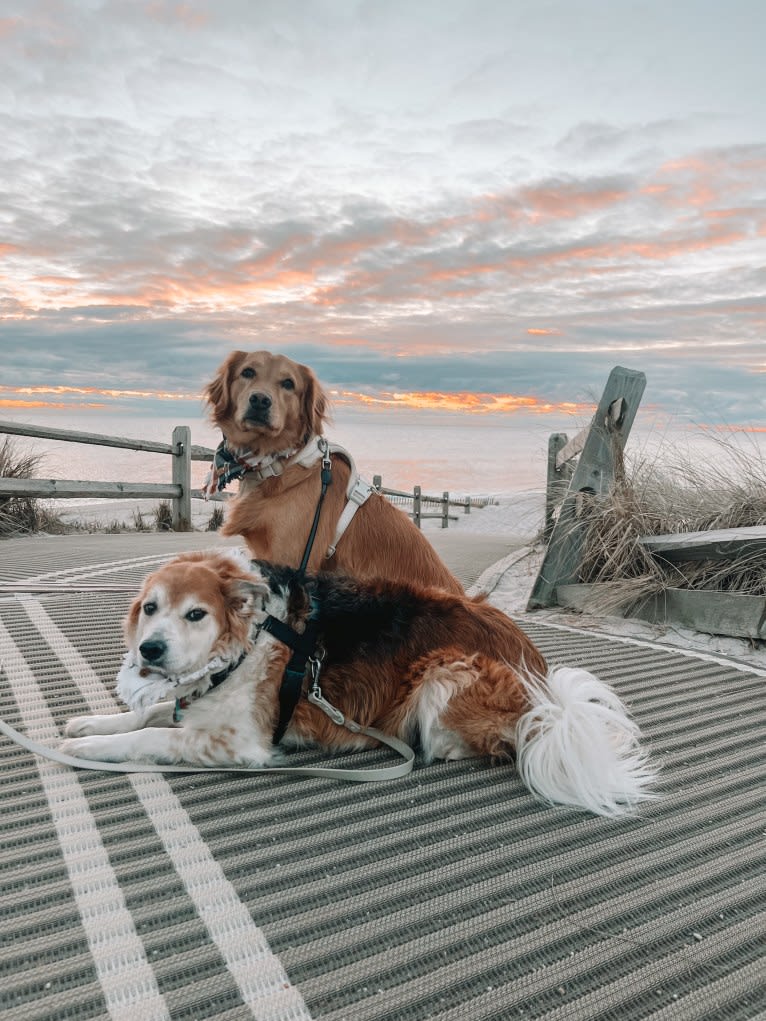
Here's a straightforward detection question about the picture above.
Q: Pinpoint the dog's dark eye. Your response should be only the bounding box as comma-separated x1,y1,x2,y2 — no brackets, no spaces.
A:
281,378,295,391
241,367,256,379
185,608,207,622
142,602,157,616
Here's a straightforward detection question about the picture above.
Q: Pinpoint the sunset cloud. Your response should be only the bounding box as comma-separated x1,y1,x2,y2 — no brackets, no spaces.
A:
0,0,764,433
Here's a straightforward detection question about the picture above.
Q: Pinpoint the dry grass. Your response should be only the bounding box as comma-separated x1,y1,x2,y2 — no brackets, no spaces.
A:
572,431,766,614
0,438,73,536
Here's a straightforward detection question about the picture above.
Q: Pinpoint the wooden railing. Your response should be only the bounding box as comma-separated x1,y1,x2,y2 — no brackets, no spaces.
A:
0,420,215,531
0,420,490,533
372,475,491,529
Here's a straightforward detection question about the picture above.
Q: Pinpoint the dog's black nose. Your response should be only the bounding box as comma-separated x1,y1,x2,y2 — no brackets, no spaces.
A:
139,639,167,663
249,392,272,412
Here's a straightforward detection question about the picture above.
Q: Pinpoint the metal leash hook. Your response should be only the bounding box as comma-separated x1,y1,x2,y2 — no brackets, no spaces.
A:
306,650,345,727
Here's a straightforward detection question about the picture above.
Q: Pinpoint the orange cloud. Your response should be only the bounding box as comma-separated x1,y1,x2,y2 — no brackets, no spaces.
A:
336,389,593,415
527,327,562,336
0,384,199,401
0,399,106,409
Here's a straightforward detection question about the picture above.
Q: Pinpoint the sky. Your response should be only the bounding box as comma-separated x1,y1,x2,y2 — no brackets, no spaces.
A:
0,0,765,434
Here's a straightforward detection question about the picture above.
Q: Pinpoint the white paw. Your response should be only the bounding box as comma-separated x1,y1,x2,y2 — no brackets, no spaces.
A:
59,737,97,759
64,716,100,738
60,734,124,762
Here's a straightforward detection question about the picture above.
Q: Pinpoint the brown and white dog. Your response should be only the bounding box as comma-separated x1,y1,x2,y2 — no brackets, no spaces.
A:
203,349,463,593
62,550,656,817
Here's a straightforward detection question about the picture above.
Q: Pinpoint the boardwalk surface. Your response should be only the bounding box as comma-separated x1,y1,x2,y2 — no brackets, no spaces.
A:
1,532,764,1020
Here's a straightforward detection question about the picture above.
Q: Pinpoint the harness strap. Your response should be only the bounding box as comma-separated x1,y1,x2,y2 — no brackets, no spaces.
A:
260,612,322,746
0,715,415,782
326,474,374,558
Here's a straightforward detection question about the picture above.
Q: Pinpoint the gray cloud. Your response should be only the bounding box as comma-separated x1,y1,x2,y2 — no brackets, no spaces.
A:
0,0,764,432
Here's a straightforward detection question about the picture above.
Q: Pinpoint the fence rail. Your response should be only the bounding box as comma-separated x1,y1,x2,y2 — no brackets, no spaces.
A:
371,475,491,529
0,420,489,532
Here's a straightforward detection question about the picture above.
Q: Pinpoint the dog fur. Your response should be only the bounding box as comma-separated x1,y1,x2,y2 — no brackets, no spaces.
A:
62,550,656,817
204,349,463,593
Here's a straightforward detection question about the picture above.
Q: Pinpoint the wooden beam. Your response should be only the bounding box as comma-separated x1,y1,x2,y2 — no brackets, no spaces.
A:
640,526,766,562
0,418,175,455
0,478,180,500
557,583,766,640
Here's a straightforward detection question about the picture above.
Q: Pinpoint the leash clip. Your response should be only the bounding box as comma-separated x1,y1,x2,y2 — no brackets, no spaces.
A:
307,653,344,726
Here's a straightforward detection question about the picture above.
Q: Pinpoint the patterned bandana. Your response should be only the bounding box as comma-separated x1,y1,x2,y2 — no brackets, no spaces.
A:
203,439,298,498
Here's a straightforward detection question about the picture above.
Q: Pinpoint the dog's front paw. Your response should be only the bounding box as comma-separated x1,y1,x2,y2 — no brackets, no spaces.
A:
59,735,117,762
64,716,102,738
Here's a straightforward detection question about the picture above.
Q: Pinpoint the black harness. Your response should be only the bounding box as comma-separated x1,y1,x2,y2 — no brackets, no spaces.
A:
260,443,333,745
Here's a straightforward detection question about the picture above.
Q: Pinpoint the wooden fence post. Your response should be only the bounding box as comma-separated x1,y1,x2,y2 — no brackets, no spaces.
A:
373,474,382,491
413,486,422,529
544,433,570,542
442,491,449,528
171,425,192,531
527,366,646,610
465,496,471,515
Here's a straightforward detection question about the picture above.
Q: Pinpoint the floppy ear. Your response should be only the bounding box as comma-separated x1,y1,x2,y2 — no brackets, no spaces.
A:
301,365,329,438
203,350,247,423
123,594,143,646
229,578,270,615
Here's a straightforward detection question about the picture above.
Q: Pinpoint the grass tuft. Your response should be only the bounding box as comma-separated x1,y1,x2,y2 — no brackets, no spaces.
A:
0,438,72,536
572,431,766,613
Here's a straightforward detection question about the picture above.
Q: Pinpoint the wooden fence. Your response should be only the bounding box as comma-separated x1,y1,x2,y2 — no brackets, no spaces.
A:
0,420,213,531
0,420,488,532
527,366,766,640
372,475,491,529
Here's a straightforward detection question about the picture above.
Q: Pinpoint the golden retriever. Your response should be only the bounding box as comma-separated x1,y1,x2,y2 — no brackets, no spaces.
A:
62,550,656,817
203,350,463,593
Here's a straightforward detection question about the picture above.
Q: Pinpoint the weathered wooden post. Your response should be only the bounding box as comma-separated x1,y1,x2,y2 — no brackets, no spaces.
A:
373,474,382,491
527,366,646,610
465,496,471,515
413,485,422,529
441,491,449,528
171,425,192,531
544,433,570,542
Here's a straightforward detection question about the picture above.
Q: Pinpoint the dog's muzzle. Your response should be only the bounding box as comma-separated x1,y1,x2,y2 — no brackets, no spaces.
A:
245,392,272,425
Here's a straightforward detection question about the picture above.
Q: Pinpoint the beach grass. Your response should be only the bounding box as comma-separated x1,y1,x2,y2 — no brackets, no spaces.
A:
0,438,73,536
572,430,766,613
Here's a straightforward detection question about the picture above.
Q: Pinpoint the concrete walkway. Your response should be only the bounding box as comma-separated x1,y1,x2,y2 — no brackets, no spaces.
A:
0,528,520,591
1,528,764,1021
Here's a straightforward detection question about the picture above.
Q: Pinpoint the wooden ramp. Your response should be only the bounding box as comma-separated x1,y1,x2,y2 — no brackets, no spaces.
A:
1,535,764,1020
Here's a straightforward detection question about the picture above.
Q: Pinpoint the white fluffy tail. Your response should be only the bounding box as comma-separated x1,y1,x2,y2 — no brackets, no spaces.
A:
515,666,656,817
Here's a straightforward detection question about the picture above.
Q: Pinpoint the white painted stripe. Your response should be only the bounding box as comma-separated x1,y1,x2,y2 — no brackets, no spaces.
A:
19,597,314,1021
0,618,171,1021
25,552,181,583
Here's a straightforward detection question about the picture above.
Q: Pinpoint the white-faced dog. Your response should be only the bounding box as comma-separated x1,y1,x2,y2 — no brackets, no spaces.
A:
62,550,657,817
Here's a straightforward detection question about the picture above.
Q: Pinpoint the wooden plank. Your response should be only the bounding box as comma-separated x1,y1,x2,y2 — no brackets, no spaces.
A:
0,418,175,455
1,418,214,462
527,366,647,610
554,427,586,469
557,583,766,640
640,526,766,562
0,478,180,500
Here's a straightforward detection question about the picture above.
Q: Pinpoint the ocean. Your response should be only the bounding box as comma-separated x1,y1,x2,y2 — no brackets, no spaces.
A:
3,405,763,504
3,406,565,499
